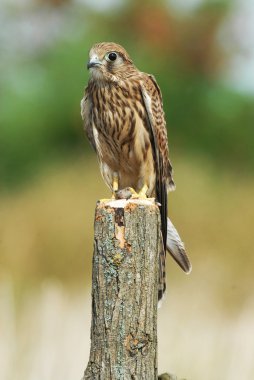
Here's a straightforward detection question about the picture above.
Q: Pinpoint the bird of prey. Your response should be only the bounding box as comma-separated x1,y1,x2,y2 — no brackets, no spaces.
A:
81,42,191,300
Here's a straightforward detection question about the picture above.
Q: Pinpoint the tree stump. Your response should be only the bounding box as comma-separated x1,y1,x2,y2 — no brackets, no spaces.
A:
83,198,161,380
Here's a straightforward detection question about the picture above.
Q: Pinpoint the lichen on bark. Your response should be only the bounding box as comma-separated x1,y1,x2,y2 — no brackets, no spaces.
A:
83,199,161,380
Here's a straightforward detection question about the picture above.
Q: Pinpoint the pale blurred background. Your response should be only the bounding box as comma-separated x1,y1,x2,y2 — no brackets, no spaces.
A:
0,0,254,379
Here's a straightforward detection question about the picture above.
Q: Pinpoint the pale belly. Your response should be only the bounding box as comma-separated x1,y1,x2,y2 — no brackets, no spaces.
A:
92,117,156,196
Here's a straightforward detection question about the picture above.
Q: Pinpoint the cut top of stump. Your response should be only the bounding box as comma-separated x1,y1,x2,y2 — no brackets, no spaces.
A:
98,198,156,209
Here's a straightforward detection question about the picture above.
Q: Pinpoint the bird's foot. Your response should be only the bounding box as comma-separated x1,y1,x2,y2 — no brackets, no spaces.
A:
97,173,119,202
138,184,148,199
128,187,140,199
112,173,119,193
99,190,117,202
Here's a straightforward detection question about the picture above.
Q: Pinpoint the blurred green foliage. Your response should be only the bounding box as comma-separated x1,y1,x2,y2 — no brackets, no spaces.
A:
0,0,253,189
1,5,254,377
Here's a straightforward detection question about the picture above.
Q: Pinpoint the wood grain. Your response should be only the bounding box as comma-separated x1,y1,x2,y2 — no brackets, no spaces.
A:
83,198,161,380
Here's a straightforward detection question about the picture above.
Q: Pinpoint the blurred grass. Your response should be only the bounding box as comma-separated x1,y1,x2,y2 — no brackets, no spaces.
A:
1,277,254,380
0,154,254,379
1,154,253,311
1,1,254,377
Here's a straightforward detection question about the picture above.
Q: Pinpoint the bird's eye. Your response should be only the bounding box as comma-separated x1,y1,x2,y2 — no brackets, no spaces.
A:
106,52,118,62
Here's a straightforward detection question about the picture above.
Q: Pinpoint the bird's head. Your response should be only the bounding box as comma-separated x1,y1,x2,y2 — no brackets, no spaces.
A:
87,42,135,82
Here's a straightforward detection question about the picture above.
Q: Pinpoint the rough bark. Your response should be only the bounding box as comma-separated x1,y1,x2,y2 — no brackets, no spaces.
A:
83,198,161,380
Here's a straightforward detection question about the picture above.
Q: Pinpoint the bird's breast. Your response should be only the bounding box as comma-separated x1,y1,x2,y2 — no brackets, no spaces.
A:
91,84,152,173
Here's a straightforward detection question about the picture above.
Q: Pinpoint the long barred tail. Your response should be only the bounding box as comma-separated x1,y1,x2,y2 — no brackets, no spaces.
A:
158,234,166,306
166,217,192,274
158,219,192,306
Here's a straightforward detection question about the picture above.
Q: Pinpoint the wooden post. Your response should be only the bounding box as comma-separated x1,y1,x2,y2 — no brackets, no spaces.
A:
83,198,161,380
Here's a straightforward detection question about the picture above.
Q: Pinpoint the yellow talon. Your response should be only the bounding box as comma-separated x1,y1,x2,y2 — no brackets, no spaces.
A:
126,185,148,199
112,173,119,193
138,184,148,199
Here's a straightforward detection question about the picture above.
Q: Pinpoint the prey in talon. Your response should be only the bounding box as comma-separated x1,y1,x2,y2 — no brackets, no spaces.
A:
81,42,192,302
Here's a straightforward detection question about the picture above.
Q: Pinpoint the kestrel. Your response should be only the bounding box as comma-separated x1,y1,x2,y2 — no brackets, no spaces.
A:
81,42,191,300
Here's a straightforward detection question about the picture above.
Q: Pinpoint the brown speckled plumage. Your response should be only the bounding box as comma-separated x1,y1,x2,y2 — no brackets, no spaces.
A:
81,42,191,301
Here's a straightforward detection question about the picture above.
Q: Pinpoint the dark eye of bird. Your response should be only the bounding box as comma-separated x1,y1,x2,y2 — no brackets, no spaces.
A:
108,52,117,61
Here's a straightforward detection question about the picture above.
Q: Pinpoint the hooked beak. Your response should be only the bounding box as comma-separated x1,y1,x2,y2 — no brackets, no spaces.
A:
87,58,101,70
